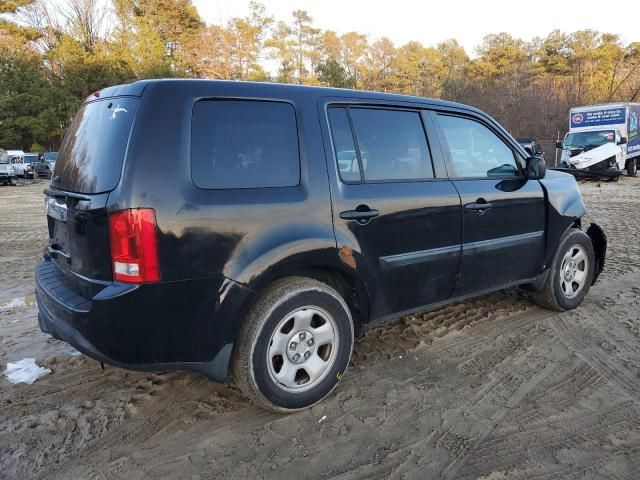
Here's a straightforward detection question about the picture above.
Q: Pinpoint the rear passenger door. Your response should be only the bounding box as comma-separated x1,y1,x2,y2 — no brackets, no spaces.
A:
322,103,462,319
433,112,546,297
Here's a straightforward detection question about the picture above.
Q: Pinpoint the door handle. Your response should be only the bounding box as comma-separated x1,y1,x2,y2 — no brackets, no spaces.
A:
340,206,379,224
465,199,493,214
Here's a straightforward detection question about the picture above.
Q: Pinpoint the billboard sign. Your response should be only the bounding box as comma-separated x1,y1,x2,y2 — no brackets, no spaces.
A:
570,107,626,128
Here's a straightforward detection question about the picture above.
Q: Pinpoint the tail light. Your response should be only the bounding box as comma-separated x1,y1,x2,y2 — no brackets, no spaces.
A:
108,209,159,283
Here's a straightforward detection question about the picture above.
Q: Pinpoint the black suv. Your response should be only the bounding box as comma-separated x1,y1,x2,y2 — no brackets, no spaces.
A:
516,137,545,158
36,80,606,411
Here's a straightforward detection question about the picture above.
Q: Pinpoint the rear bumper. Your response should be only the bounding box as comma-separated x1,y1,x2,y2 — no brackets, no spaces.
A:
36,257,254,381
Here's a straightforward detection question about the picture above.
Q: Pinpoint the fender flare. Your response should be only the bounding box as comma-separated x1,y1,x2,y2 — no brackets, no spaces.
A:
586,223,606,284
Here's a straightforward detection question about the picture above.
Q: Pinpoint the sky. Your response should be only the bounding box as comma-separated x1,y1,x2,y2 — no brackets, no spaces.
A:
193,0,639,55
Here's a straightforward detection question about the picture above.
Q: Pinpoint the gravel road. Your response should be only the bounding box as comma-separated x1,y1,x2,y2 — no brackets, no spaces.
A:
1,178,639,480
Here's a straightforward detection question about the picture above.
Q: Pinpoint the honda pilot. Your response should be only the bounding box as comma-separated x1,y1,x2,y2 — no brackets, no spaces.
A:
36,80,606,412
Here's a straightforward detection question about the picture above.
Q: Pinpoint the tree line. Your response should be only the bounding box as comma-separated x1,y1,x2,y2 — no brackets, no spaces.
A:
2,0,640,152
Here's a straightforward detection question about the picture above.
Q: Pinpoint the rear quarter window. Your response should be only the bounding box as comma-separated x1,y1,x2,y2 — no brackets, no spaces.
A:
191,100,300,189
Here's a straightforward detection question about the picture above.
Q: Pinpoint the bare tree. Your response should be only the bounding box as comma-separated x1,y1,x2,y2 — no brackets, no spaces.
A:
17,0,60,52
57,0,109,52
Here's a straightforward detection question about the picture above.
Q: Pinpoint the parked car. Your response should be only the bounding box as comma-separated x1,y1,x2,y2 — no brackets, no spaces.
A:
22,153,40,179
516,138,545,158
29,155,53,179
36,80,607,412
0,151,16,185
6,150,26,177
42,151,58,171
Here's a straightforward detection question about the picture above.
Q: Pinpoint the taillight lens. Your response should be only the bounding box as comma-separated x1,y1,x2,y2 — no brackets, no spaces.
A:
108,209,159,283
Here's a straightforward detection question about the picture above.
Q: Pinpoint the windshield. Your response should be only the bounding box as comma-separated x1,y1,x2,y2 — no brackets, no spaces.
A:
44,152,58,161
24,155,38,163
565,130,615,148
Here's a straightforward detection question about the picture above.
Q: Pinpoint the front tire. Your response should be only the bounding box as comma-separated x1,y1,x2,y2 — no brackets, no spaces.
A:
628,159,637,177
232,277,354,412
534,229,595,311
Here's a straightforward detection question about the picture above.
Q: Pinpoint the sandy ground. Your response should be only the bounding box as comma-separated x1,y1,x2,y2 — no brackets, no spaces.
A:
1,177,640,480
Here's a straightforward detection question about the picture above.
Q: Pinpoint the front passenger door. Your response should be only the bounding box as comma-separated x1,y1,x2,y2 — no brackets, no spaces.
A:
435,113,546,297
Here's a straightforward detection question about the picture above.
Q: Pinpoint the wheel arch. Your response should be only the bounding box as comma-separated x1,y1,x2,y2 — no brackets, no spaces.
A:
243,256,371,337
222,251,371,386
586,222,606,284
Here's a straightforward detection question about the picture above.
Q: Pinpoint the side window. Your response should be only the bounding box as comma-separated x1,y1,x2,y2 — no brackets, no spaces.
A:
191,100,300,189
328,107,361,182
350,108,434,181
437,114,520,178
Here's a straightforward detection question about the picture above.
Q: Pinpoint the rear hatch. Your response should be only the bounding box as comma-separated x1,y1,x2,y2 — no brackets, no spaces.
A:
45,97,138,287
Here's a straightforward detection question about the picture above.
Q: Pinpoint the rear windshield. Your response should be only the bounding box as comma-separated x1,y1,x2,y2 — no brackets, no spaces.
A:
53,98,138,194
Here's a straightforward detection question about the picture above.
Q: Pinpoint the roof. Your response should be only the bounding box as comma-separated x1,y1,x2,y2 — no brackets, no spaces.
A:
89,78,482,115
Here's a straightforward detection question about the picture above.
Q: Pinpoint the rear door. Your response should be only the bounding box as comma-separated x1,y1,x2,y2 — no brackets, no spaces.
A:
433,112,546,296
45,97,139,285
322,103,462,319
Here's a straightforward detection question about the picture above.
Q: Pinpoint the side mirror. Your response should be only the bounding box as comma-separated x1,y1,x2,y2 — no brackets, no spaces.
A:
526,156,546,180
523,146,533,155
555,141,563,149
618,137,627,145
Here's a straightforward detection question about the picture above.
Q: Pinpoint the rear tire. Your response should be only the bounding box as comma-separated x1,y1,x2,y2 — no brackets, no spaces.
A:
232,277,354,412
533,229,595,311
628,159,637,177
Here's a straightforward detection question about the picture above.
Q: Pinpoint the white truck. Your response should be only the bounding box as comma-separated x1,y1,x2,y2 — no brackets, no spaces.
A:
6,150,28,178
557,103,640,178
